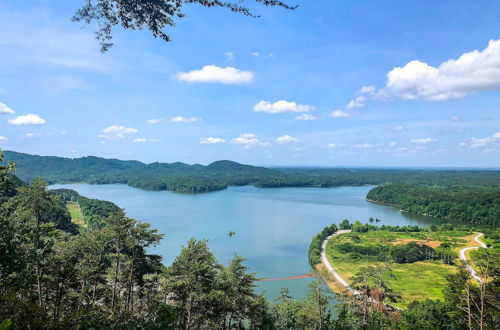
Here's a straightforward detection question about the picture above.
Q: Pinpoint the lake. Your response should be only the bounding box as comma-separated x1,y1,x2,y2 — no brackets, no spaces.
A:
50,184,442,300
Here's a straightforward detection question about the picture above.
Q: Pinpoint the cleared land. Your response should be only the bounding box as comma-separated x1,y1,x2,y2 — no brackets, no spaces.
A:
324,230,473,308
66,202,86,227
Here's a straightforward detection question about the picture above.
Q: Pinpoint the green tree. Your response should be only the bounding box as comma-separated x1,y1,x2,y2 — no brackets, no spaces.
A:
166,238,222,329
72,0,296,52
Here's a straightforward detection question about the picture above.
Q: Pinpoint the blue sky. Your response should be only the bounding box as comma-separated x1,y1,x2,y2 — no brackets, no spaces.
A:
0,0,499,167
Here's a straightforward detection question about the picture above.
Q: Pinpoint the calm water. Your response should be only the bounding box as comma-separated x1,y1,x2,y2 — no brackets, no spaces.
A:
50,184,441,300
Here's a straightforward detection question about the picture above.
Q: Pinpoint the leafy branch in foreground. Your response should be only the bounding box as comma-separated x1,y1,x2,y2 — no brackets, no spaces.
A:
72,0,297,52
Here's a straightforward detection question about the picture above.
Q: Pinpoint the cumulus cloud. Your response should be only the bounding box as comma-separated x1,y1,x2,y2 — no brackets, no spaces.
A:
199,137,226,144
133,138,158,143
8,114,46,125
346,96,366,109
460,131,500,149
253,100,313,114
176,65,253,84
170,116,201,123
330,110,350,118
0,102,15,114
147,118,162,124
410,137,436,144
233,133,261,145
378,39,500,101
0,136,7,142
98,125,138,141
389,141,398,147
295,113,317,121
275,135,299,144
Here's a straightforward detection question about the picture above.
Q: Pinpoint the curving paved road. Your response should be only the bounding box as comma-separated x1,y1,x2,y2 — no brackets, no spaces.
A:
320,229,360,295
320,230,488,304
458,232,487,283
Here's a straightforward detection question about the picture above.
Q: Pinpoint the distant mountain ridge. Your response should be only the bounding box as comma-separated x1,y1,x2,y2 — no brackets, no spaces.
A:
3,150,500,194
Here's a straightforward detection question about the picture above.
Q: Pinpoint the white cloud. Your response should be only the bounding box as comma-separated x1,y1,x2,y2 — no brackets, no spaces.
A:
98,125,138,141
133,138,158,143
24,133,41,138
0,102,15,114
378,39,500,101
391,125,404,131
410,137,436,144
233,133,260,145
147,118,162,124
327,143,343,148
451,116,463,122
276,135,299,144
356,143,376,149
389,141,398,147
199,137,226,144
253,100,313,114
225,52,235,61
251,52,274,58
170,116,201,123
460,131,500,149
8,113,46,125
330,110,350,118
295,114,317,121
346,96,366,109
0,136,7,142
176,65,253,84
358,86,376,94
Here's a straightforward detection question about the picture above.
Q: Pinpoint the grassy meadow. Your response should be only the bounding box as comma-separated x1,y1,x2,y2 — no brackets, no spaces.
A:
66,202,86,228
325,230,474,307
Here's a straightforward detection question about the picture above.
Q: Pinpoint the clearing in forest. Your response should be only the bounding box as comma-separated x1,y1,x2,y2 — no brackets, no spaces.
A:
67,202,86,228
324,229,474,308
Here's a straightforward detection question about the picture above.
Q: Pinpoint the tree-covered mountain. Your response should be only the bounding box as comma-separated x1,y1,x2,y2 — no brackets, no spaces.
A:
4,151,500,194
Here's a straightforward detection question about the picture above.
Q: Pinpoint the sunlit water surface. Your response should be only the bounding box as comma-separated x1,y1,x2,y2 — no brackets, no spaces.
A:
50,184,442,300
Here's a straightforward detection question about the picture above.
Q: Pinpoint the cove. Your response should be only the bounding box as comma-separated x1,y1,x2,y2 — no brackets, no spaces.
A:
50,184,442,300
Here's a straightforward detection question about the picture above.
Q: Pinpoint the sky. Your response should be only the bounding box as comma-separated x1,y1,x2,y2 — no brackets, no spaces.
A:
0,0,499,167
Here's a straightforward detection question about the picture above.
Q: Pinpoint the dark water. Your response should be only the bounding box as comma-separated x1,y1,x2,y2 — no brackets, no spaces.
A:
50,184,441,300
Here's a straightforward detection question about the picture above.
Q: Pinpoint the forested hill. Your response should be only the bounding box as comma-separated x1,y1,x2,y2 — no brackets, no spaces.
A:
3,150,500,194
367,184,500,226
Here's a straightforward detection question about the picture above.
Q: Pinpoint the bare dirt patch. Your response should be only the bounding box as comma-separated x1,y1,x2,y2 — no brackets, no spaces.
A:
315,264,349,294
389,239,441,248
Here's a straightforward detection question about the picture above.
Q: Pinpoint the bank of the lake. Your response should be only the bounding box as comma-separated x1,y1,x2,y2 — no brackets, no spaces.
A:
50,184,443,300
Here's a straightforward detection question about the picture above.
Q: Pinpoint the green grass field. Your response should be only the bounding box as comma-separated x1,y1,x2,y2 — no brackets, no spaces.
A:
66,202,86,228
325,230,473,308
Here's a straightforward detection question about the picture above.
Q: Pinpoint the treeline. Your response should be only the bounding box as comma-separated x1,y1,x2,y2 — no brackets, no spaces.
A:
308,223,338,266
50,188,121,229
367,184,500,225
4,150,500,194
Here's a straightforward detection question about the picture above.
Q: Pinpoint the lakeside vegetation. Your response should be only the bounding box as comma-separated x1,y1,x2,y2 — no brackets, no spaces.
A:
367,184,500,226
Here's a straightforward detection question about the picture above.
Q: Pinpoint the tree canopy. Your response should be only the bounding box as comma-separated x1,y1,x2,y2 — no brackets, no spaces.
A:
72,0,297,51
